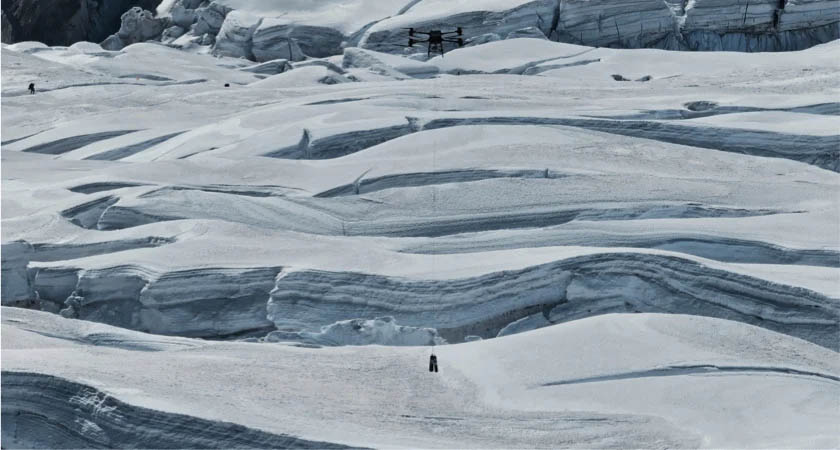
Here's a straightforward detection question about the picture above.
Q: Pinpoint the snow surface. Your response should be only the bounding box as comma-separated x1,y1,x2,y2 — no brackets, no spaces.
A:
3,308,839,448
2,28,839,448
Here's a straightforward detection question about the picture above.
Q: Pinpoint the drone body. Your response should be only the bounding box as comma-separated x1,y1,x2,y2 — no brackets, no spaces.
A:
401,27,464,57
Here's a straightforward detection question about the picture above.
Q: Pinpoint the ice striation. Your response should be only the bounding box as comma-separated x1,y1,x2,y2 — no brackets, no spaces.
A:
266,253,839,349
30,265,279,338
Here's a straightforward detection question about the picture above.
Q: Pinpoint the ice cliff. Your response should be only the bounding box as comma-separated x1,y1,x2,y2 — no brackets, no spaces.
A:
98,0,839,56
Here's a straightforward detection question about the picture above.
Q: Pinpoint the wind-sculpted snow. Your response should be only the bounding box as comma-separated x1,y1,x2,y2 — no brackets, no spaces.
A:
541,364,840,386
19,130,140,155
1,371,358,449
419,116,840,171
84,131,186,160
400,232,840,267
591,101,840,120
2,37,838,351
31,236,175,262
267,112,839,170
65,186,793,236
314,168,564,197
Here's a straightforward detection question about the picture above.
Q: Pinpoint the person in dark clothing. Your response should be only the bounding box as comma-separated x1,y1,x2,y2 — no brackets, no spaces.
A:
429,353,438,373
28,83,35,94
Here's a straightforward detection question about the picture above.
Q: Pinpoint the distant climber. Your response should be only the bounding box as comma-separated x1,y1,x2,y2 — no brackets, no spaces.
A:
429,353,438,373
28,83,35,94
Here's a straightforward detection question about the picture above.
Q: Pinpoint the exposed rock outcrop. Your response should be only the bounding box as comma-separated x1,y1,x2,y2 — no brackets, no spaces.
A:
1,0,161,45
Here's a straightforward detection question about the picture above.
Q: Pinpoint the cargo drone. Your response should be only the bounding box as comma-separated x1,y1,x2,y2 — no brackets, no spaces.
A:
399,27,464,57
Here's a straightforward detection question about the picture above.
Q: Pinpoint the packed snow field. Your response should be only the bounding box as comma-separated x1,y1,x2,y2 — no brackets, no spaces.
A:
3,309,839,448
2,20,839,449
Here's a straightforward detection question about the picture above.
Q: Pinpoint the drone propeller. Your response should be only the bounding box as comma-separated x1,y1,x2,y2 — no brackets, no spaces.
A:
403,27,434,36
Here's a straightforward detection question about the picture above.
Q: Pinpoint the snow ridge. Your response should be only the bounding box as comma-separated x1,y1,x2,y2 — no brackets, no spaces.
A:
1,371,360,449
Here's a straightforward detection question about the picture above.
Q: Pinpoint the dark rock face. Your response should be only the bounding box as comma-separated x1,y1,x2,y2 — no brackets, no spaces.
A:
1,0,161,45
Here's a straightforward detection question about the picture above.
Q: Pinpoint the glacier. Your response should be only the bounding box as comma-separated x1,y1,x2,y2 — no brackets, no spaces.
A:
2,2,839,446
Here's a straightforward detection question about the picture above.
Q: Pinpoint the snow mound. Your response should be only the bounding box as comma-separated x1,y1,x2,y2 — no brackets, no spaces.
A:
343,47,439,78
250,65,351,88
3,308,838,448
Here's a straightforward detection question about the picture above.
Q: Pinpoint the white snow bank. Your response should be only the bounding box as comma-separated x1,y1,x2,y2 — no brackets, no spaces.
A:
430,39,593,73
3,308,838,448
250,65,351,88
343,47,439,78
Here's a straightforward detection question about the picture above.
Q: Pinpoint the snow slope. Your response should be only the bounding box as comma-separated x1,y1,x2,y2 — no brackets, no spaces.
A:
2,39,839,347
3,308,838,448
